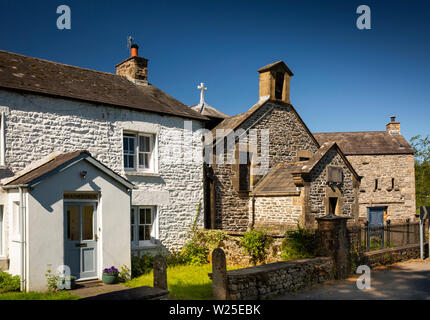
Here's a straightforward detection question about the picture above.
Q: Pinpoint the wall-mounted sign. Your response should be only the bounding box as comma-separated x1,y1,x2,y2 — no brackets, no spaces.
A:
64,193,98,200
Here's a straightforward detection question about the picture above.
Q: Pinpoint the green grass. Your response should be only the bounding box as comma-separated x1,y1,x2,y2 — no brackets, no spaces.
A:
126,264,239,300
0,291,80,300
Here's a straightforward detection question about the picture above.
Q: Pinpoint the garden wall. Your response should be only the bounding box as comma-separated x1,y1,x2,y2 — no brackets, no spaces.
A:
221,232,283,266
226,257,334,300
358,243,429,268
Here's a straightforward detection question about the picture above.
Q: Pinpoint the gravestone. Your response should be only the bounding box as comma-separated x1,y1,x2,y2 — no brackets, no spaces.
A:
212,248,228,300
153,255,167,290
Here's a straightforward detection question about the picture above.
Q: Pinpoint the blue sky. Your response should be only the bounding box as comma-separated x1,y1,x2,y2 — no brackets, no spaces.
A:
1,0,429,141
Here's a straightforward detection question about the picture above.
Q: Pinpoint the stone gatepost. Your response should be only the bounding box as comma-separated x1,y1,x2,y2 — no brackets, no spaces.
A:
153,255,168,290
212,248,228,300
316,215,351,279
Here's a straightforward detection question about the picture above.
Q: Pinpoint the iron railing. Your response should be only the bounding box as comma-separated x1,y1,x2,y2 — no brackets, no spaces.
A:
349,219,423,252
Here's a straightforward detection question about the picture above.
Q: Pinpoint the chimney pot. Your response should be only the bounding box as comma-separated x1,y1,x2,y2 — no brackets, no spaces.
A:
386,116,401,135
130,44,139,57
115,43,148,85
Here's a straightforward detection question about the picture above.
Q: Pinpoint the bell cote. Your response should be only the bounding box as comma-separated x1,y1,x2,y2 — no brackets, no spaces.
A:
257,61,294,103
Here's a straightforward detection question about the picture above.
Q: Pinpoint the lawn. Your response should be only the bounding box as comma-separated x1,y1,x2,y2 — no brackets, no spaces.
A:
126,264,239,300
0,291,80,300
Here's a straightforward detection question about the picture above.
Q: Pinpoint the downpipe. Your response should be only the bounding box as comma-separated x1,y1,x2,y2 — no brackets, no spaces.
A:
18,186,26,292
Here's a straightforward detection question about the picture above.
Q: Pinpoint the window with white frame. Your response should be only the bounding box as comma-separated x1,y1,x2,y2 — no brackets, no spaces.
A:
131,206,158,246
123,132,155,172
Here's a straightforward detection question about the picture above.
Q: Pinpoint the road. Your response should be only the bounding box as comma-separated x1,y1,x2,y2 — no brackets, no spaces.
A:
277,259,430,300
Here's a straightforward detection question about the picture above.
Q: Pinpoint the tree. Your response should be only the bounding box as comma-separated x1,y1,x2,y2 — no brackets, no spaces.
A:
410,135,430,211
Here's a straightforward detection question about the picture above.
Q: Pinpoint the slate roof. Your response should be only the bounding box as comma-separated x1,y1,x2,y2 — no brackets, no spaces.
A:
257,60,294,76
3,150,133,188
313,131,414,155
207,97,320,148
0,50,207,121
190,102,229,119
252,162,302,194
252,142,360,195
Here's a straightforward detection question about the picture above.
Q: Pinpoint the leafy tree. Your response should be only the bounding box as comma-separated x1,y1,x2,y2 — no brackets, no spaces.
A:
410,135,430,212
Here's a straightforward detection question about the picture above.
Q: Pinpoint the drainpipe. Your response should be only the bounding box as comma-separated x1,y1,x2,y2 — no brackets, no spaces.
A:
18,186,26,292
250,195,256,230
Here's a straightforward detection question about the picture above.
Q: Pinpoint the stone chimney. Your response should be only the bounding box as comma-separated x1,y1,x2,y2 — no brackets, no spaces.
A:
115,44,148,85
386,116,401,135
257,61,294,103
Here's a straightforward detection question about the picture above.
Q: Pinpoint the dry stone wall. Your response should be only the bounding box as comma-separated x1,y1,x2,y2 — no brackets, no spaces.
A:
226,257,334,300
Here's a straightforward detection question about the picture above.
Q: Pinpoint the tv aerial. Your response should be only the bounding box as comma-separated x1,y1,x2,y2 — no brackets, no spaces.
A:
127,36,134,50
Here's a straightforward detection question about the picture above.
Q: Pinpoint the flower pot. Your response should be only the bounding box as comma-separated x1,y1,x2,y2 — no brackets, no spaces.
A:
102,273,118,284
64,278,76,290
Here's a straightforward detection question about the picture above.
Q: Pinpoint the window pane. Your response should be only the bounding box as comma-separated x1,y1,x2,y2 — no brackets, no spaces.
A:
131,226,134,241
128,155,134,168
131,209,135,225
144,226,151,240
139,209,145,225
144,154,150,169
67,206,79,241
123,137,129,151
129,138,135,153
124,155,128,168
145,209,152,224
82,206,94,241
138,226,144,241
139,153,143,166
140,136,151,153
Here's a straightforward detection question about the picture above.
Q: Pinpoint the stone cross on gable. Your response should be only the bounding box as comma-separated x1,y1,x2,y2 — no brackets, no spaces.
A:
197,82,207,104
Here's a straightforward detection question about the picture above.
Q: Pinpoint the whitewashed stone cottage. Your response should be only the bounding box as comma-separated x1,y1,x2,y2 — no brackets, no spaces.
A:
0,46,207,291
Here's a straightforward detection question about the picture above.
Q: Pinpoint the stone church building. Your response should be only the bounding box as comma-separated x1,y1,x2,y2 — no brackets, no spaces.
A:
200,61,415,232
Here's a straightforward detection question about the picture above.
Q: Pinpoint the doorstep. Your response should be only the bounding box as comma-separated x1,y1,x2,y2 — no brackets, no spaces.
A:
70,280,129,298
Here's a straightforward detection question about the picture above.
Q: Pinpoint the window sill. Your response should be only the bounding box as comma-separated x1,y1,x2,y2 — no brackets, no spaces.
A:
131,243,160,250
125,171,160,177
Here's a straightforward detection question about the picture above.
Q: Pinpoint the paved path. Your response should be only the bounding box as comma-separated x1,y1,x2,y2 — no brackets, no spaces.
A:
277,259,430,300
70,281,129,298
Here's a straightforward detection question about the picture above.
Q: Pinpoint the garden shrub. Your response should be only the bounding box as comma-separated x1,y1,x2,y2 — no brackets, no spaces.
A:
281,226,316,261
240,229,274,265
131,254,155,278
182,241,209,266
165,250,189,267
0,271,20,293
193,229,229,253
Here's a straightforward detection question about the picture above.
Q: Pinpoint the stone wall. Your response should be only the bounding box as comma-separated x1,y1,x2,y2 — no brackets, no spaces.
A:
252,147,359,231
221,233,283,266
0,90,204,251
347,154,416,222
309,148,358,220
226,257,334,300
253,196,302,232
212,102,319,231
358,243,428,268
